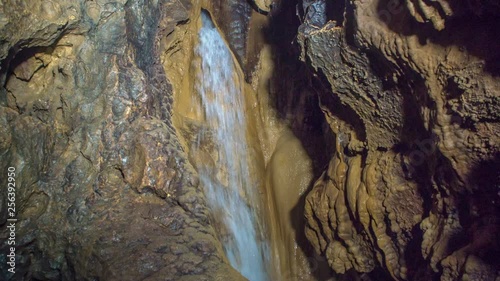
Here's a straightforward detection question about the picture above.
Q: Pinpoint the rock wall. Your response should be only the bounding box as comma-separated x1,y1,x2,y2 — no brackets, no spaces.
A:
1,0,498,280
166,6,326,280
0,0,244,280
298,0,500,280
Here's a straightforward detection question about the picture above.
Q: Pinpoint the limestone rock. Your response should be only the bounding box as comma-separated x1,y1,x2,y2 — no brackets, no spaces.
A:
299,0,500,280
0,0,245,280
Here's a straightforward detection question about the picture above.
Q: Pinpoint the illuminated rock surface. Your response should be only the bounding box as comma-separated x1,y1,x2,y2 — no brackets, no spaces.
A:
0,0,498,280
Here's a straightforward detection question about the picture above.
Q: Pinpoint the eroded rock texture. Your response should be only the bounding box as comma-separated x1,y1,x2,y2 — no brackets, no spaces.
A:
207,0,252,69
300,0,500,280
1,0,499,280
0,1,244,280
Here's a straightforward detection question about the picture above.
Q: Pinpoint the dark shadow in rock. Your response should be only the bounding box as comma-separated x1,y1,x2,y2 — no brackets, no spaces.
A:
404,224,440,281
262,0,334,178
1,46,55,93
261,0,338,280
326,0,346,26
423,150,500,277
375,0,500,76
209,0,253,73
459,152,500,265
289,183,337,280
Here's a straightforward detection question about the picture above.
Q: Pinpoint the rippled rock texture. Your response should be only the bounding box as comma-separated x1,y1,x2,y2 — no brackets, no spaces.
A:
0,0,244,280
1,0,499,280
299,0,500,280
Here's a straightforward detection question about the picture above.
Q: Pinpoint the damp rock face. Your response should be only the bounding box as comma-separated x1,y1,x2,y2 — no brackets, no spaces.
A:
1,0,499,280
207,0,252,69
0,0,245,280
298,0,500,280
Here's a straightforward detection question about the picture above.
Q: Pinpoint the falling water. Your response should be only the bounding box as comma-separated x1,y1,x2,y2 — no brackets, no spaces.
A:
193,11,271,281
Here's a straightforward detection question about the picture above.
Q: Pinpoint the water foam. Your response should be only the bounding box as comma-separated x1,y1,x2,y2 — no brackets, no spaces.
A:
194,11,271,281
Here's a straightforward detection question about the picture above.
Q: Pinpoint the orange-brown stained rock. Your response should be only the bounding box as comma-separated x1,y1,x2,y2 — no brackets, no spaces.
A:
0,1,247,280
300,0,500,280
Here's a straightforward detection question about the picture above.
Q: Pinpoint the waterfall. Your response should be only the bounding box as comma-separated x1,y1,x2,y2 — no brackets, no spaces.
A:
193,11,271,281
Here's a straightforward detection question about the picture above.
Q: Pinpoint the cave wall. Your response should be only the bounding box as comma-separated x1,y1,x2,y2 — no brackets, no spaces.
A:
298,0,500,280
1,0,499,280
0,0,245,280
164,5,327,280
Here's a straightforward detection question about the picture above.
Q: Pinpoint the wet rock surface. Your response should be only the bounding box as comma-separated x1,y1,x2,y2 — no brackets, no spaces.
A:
207,0,252,70
0,0,244,280
1,0,499,280
298,0,500,280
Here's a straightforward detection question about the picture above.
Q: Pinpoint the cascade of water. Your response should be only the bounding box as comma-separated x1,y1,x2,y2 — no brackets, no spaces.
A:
194,11,271,281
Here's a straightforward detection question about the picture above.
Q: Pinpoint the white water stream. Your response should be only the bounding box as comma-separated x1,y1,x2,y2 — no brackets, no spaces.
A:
194,11,271,281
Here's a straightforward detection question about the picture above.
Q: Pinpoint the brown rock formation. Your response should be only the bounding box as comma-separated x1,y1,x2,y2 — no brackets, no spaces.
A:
298,0,500,280
0,0,244,280
1,0,498,280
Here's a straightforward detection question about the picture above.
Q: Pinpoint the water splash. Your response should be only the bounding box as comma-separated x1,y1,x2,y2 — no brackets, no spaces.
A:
194,11,271,281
